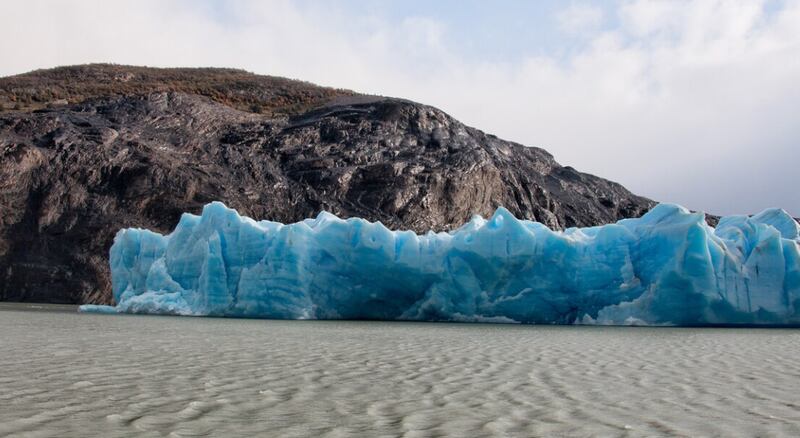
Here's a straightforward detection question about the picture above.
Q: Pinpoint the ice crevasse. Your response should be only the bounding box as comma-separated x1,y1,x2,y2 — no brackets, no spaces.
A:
80,202,800,326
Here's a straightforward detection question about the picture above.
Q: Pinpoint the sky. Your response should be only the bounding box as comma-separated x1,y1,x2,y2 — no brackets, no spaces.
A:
1,0,798,216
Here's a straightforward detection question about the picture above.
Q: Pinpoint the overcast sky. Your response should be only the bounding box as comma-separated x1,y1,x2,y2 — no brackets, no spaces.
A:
1,0,798,215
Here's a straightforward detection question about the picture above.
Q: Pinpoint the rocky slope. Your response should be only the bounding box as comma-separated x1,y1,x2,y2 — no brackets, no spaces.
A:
0,65,655,304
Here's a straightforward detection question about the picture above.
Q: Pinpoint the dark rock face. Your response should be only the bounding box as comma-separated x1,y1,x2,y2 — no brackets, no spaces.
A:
0,88,655,305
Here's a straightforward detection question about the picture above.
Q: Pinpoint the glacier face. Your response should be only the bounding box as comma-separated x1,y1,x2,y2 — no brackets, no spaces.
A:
79,202,800,326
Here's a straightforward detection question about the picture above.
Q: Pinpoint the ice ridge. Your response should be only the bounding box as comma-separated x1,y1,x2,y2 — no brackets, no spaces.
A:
80,202,800,325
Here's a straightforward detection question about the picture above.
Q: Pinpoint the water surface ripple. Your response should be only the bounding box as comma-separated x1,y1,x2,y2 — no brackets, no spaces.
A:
2,304,800,437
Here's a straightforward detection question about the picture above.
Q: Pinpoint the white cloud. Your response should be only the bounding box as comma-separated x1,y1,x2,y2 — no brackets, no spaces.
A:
0,0,797,215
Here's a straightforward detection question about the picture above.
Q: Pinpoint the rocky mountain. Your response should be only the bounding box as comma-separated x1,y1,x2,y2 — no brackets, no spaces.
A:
0,65,655,304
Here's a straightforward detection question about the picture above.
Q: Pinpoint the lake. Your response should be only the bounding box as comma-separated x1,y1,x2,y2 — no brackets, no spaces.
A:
2,303,800,437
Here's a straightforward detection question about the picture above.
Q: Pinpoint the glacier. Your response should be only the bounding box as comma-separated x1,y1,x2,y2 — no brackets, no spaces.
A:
79,202,800,326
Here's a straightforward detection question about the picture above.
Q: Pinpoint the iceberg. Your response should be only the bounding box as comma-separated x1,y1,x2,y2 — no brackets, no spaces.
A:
80,202,800,326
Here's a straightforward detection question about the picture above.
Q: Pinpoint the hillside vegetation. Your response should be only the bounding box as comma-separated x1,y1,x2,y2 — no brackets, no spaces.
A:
0,64,355,116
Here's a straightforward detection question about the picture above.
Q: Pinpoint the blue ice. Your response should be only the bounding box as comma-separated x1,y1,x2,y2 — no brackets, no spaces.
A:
79,202,800,325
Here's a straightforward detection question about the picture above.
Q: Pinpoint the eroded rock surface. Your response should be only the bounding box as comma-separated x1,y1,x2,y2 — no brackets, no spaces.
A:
1,73,654,304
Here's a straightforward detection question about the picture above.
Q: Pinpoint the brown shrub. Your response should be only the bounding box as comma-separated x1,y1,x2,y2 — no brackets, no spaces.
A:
0,64,356,115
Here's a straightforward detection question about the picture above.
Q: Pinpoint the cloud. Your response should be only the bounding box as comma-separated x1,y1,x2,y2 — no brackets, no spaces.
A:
0,0,797,215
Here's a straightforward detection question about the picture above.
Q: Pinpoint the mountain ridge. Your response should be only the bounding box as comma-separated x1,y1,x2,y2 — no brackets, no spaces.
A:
0,63,356,116
1,65,660,304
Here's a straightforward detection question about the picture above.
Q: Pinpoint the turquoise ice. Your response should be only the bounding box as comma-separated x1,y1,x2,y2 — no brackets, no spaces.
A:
80,202,800,325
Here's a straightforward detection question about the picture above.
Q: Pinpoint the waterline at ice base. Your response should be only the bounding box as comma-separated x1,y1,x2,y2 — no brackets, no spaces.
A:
80,202,800,326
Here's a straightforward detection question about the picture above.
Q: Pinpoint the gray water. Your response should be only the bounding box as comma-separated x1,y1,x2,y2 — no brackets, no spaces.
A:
2,303,800,437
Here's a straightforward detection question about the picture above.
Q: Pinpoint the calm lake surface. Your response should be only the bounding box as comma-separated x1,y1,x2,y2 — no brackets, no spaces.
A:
2,303,800,437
